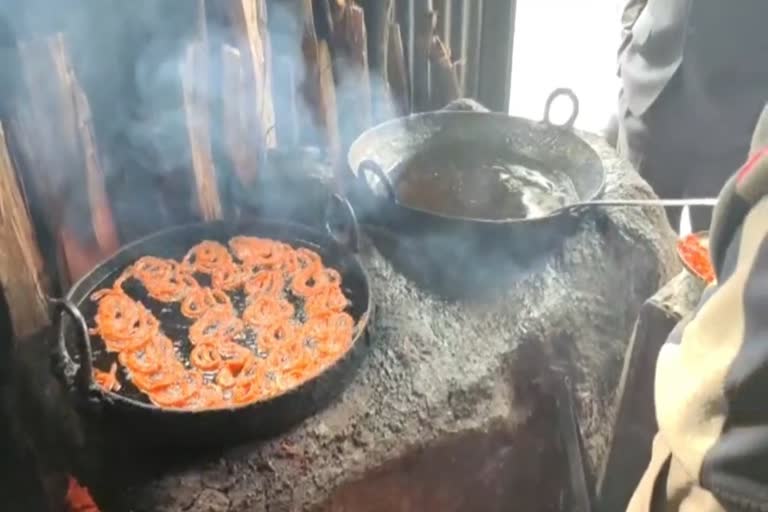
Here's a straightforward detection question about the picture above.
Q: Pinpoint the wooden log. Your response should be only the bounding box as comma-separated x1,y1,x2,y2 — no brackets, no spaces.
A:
15,33,120,285
0,124,50,339
429,35,460,109
387,21,409,115
180,41,223,222
224,0,277,149
221,45,263,188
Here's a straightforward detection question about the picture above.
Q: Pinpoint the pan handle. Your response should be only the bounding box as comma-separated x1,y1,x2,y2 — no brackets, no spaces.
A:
356,159,397,202
543,88,580,130
325,192,361,253
50,297,97,397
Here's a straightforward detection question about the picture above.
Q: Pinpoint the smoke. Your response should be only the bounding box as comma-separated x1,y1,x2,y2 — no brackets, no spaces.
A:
0,0,399,242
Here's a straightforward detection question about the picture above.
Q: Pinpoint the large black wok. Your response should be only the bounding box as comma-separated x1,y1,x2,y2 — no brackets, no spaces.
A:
52,194,372,448
346,90,605,297
347,90,605,256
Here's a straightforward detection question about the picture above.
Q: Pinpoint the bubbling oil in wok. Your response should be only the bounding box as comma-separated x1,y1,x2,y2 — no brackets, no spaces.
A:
395,143,579,220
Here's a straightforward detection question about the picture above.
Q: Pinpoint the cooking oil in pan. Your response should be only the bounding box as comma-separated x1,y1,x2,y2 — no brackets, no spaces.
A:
396,145,578,220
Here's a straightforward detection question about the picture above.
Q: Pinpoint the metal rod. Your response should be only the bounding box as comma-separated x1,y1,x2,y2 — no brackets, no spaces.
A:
572,198,718,208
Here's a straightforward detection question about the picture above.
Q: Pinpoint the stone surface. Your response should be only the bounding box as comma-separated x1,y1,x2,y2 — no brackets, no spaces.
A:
65,131,679,512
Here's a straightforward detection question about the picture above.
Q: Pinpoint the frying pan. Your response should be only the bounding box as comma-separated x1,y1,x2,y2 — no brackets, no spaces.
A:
52,194,372,448
347,89,605,263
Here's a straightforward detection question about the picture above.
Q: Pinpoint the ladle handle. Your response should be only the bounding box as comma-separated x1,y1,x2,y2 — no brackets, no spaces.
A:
543,88,580,130
325,192,361,253
568,197,718,210
50,297,97,396
356,159,397,202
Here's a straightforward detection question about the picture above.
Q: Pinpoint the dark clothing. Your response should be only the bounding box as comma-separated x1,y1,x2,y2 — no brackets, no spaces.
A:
628,104,768,511
618,0,768,230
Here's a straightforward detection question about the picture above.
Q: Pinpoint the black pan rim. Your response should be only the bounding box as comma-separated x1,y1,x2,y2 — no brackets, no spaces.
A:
347,110,607,224
56,218,373,417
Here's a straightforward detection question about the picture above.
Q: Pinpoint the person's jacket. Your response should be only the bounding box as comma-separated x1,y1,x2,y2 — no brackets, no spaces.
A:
627,104,768,511
619,0,768,156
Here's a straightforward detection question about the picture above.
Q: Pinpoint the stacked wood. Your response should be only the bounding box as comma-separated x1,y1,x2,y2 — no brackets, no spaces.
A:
0,124,50,339
180,40,223,222
14,33,120,286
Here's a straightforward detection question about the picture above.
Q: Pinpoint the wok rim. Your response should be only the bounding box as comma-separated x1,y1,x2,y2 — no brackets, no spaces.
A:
55,218,373,418
347,110,606,225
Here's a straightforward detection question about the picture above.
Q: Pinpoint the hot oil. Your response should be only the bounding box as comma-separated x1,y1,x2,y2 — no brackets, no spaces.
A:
395,142,579,220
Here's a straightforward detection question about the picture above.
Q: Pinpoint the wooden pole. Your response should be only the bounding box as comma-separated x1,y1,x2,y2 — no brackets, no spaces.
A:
0,124,50,339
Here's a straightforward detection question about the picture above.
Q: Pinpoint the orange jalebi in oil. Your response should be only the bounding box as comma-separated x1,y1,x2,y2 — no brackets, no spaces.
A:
87,235,357,411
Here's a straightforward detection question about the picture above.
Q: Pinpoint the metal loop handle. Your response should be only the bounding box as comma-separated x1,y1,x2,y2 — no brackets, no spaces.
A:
50,297,96,396
543,88,580,130
325,192,361,253
357,159,397,202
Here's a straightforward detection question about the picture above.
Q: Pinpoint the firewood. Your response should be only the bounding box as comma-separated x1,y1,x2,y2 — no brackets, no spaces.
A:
334,4,372,134
0,124,50,338
412,2,436,112
224,0,277,148
429,35,460,109
221,45,262,188
315,40,341,167
314,0,335,42
359,0,393,82
272,55,301,147
387,21,409,115
15,33,120,285
180,41,223,222
299,0,341,164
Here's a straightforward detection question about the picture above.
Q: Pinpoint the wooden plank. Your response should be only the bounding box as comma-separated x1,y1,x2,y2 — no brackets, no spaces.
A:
180,41,223,222
597,273,706,511
412,1,435,112
299,0,341,164
330,3,373,134
221,45,262,188
387,21,409,115
0,124,50,338
225,0,277,148
429,35,460,109
16,33,120,285
315,40,341,168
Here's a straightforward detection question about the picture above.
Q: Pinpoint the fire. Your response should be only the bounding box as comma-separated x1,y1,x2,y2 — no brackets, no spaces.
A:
66,477,100,512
